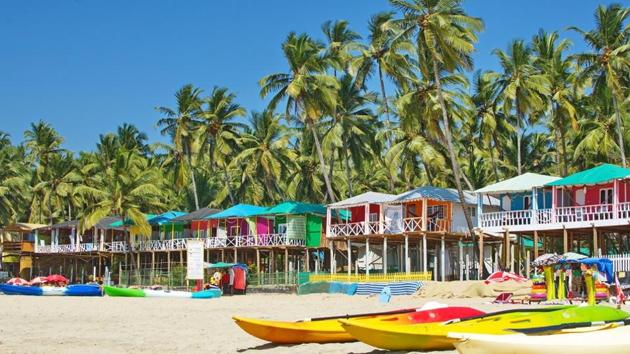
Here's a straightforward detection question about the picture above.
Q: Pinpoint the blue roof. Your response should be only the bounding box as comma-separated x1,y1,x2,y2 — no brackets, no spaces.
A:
394,186,492,205
206,204,268,219
149,211,188,225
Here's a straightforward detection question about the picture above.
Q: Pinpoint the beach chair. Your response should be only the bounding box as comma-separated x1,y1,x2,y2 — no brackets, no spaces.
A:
492,292,514,304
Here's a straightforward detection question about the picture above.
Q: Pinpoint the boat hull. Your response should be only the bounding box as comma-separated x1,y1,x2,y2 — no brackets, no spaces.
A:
340,306,629,351
103,286,221,299
453,325,630,354
233,306,485,344
0,284,102,296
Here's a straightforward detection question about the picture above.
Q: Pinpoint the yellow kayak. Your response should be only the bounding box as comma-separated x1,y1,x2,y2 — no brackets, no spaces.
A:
340,306,629,351
233,306,484,344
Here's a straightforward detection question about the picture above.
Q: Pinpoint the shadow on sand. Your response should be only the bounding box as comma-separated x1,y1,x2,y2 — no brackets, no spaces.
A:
237,343,298,352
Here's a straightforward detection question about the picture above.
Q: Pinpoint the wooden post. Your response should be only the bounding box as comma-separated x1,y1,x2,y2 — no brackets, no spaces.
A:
526,250,531,278
233,248,237,263
304,248,308,273
478,231,484,279
458,240,463,281
405,235,410,274
465,253,470,281
383,237,388,274
440,236,445,282
256,249,260,274
329,241,334,274
364,204,370,235
534,230,539,258
284,248,289,276
422,233,427,273
151,251,155,283
563,228,568,254
347,239,351,276
167,251,171,277
592,227,598,257
365,237,370,276
421,198,428,231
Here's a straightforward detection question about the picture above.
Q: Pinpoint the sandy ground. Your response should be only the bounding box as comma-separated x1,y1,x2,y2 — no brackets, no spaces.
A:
0,290,627,354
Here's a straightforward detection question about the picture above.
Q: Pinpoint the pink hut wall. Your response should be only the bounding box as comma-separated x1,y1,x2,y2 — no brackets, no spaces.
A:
348,204,382,223
256,217,273,235
225,218,249,236
555,180,630,207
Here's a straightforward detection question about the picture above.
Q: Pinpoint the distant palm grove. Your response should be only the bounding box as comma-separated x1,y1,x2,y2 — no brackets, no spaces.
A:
2,1,630,233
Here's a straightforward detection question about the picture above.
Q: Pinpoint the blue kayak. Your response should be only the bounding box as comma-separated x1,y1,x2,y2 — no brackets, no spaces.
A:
0,284,102,296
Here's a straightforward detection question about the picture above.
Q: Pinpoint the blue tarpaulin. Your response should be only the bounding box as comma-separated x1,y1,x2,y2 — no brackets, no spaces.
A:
580,258,614,283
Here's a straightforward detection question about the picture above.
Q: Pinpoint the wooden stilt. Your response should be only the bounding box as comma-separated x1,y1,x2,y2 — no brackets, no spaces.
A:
563,228,568,254
534,230,539,258
383,237,387,274
284,248,289,275
478,231,484,279
422,233,427,273
440,236,445,282
347,239,351,276
592,227,598,257
458,239,463,281
405,235,410,274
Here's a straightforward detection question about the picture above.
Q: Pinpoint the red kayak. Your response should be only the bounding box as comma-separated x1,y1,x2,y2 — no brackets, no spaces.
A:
233,306,485,344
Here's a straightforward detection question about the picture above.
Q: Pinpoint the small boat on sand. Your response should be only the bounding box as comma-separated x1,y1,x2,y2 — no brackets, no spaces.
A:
0,284,102,296
451,322,630,354
103,285,221,299
233,306,485,344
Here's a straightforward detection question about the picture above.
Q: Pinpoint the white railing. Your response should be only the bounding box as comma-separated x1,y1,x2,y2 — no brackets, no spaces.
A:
329,222,366,237
607,253,630,273
36,243,99,254
367,221,380,234
617,202,630,219
555,203,613,223
103,234,306,252
480,209,535,228
402,217,423,232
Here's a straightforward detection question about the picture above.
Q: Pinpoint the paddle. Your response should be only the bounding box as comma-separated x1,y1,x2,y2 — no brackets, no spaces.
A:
303,307,419,322
507,318,630,334
443,306,571,325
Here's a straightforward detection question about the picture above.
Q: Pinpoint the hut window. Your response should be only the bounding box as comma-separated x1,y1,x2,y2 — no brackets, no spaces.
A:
369,213,379,222
427,205,444,219
575,189,586,206
600,188,613,204
523,195,531,209
277,224,287,234
501,195,512,211
468,207,476,217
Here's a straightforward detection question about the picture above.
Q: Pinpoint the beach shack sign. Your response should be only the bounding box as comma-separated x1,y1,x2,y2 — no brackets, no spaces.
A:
186,240,204,280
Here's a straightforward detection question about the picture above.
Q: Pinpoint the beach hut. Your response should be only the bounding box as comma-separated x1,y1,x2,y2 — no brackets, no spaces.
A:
160,207,222,240
1,223,47,278
206,204,269,241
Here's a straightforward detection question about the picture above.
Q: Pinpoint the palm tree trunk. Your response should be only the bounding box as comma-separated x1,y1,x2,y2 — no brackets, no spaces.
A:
613,95,627,167
559,122,569,177
222,165,235,204
184,144,200,210
431,59,477,277
309,122,336,203
515,98,523,175
378,62,390,127
342,138,354,197
489,142,499,182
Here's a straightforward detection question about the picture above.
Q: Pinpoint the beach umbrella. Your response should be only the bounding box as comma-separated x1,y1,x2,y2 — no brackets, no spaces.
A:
561,252,587,263
30,276,48,285
532,253,562,267
7,277,29,285
45,274,69,283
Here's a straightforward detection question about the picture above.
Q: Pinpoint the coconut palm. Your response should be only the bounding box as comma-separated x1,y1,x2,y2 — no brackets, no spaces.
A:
0,140,29,226
321,20,361,77
232,110,296,204
260,32,339,202
33,152,81,224
492,40,550,175
198,87,246,205
570,4,630,166
157,84,203,209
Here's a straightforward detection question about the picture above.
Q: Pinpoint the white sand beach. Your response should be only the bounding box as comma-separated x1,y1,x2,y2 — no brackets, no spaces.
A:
0,289,581,354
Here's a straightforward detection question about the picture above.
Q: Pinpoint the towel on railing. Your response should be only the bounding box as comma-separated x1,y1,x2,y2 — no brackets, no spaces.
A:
355,281,423,296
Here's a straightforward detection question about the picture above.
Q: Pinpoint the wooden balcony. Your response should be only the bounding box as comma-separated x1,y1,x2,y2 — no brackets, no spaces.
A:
1,241,34,253
328,217,451,237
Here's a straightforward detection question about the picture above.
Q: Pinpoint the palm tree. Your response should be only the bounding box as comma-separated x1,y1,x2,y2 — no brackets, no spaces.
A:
33,152,81,224
351,12,413,125
570,4,630,166
117,123,149,154
198,87,246,205
0,139,29,226
157,84,203,209
492,40,550,175
260,32,339,202
532,30,579,176
322,74,377,197
232,110,296,204
77,149,165,273
321,20,361,77
389,0,484,276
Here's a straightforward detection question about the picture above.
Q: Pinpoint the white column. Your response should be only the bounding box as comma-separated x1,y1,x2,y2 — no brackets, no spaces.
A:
365,237,370,276
326,207,332,237
476,194,483,228
422,198,428,231
440,235,446,282
404,235,410,274
34,230,39,252
422,234,427,273
532,187,539,224
614,179,620,218
363,204,370,235
329,241,335,274
383,236,388,274
551,186,557,223
378,204,385,234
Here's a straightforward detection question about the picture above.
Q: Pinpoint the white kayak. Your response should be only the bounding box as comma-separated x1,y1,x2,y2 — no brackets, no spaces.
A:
451,324,630,354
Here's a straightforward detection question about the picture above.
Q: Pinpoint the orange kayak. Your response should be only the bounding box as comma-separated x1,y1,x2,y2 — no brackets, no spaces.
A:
233,306,485,344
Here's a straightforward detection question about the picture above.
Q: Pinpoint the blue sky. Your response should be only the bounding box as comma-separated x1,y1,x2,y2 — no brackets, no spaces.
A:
0,0,616,151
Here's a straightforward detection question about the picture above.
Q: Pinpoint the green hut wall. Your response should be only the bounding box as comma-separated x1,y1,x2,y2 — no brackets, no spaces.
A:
286,216,306,240
306,214,322,247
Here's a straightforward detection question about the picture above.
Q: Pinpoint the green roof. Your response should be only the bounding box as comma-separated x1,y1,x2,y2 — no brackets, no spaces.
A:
545,164,630,187
256,201,327,216
109,214,157,227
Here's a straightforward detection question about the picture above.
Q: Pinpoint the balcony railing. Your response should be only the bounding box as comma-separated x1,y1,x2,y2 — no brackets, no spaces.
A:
36,243,99,254
329,217,452,237
479,201,630,231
